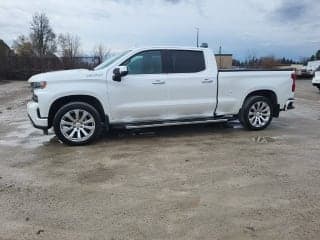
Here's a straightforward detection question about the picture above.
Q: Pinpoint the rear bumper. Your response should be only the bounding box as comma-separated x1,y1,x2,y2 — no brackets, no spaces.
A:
312,83,320,87
27,102,48,130
284,99,295,111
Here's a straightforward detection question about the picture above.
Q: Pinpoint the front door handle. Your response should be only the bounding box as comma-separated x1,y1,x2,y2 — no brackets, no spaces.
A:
152,80,165,85
202,79,214,84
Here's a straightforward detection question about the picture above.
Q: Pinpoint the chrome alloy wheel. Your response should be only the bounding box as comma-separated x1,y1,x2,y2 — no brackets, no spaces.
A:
248,101,271,128
59,109,96,142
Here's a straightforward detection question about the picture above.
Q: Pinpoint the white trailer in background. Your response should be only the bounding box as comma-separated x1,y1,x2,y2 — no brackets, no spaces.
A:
312,67,320,91
296,60,320,78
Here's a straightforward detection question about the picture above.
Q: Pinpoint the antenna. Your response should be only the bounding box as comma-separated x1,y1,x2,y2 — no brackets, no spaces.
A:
195,27,199,48
219,46,222,69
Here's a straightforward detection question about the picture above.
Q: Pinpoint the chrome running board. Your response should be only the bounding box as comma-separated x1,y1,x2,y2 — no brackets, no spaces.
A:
125,119,228,129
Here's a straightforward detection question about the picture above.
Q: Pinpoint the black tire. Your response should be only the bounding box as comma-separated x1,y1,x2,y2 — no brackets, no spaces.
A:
53,102,102,145
239,96,273,130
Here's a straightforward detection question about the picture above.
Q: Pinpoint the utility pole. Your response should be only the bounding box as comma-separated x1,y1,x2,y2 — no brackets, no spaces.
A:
196,27,199,48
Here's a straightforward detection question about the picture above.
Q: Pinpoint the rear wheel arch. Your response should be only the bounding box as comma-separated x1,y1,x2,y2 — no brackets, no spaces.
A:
241,90,279,117
239,95,273,130
48,95,107,128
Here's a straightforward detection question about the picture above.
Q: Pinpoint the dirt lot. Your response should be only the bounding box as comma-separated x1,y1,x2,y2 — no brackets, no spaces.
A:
0,79,320,240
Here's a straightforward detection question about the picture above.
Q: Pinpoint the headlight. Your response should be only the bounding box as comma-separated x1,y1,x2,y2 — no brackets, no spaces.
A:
31,81,47,89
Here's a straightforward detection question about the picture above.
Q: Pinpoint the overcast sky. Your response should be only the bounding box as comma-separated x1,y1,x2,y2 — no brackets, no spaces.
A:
0,0,319,60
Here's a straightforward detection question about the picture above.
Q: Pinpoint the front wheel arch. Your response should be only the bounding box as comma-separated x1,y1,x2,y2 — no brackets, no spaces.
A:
53,102,103,145
48,95,107,128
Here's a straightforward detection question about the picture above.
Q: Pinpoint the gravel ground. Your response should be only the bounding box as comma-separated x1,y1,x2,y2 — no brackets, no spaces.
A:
0,79,320,240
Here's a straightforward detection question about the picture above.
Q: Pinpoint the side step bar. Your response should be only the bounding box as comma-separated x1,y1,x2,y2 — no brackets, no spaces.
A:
125,119,228,130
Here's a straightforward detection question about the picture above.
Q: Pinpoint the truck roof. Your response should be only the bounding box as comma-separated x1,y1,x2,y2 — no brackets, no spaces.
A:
130,46,210,51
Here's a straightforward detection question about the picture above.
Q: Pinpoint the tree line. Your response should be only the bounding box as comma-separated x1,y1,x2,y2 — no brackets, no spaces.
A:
233,56,300,69
2,11,320,78
12,12,110,60
0,12,113,79
304,50,320,63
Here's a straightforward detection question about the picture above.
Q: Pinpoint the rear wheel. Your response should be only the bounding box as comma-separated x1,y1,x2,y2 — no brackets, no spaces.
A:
53,102,102,145
240,96,273,130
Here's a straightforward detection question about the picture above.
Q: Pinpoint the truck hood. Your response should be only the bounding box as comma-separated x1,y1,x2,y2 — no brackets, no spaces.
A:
28,69,105,83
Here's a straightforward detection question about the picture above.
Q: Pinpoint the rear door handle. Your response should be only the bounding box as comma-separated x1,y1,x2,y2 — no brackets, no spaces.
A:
202,79,213,84
152,80,165,85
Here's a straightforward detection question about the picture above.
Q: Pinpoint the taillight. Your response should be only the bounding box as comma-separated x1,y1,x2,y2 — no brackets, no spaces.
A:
291,73,296,92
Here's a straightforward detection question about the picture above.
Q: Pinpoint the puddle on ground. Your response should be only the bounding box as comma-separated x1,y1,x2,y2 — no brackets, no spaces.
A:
0,120,57,149
252,136,277,144
0,118,247,149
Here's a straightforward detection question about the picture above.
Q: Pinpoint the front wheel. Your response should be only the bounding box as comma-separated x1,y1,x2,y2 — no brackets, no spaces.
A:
239,96,273,130
53,102,102,145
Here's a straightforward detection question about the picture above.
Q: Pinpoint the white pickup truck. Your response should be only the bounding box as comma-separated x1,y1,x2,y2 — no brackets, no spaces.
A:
297,60,320,78
312,67,320,91
27,46,295,145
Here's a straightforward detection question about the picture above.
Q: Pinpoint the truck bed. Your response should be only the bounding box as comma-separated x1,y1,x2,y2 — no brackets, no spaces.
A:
216,70,294,116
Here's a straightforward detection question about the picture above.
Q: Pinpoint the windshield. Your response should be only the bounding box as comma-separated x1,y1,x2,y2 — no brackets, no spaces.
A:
94,50,131,70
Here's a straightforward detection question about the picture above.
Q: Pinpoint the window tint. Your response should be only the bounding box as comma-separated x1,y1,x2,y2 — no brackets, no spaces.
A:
122,51,163,74
167,50,205,73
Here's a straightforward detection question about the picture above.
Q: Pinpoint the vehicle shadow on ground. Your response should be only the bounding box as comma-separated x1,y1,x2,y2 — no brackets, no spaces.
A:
101,121,243,141
0,120,244,149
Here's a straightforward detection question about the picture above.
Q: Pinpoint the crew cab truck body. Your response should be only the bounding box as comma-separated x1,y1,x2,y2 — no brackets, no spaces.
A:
27,46,295,145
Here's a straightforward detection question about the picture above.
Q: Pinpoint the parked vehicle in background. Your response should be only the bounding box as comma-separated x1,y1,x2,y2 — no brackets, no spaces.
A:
312,67,320,91
296,60,320,78
27,46,296,145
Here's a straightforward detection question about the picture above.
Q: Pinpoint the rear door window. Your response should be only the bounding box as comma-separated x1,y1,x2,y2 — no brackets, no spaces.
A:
166,50,206,73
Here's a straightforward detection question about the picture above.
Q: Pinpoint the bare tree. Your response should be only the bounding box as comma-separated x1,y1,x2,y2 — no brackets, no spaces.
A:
245,49,258,67
58,33,81,58
12,35,33,56
29,12,56,57
93,44,110,63
260,56,278,69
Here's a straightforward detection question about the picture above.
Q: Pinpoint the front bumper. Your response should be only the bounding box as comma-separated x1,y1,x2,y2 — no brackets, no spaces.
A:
27,102,48,130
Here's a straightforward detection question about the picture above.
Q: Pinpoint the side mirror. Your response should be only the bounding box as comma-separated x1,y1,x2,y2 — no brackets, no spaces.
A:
113,66,128,82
